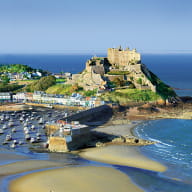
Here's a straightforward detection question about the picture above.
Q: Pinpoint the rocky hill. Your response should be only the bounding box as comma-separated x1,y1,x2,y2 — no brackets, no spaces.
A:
67,46,177,101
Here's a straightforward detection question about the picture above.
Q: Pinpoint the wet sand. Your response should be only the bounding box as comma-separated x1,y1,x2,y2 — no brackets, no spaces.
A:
1,104,165,192
10,166,143,192
0,153,29,165
80,145,167,172
0,160,64,176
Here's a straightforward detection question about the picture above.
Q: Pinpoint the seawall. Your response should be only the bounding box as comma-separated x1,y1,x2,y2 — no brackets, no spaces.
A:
62,104,113,124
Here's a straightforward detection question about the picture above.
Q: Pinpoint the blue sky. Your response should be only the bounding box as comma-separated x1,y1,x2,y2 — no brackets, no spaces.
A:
0,0,192,54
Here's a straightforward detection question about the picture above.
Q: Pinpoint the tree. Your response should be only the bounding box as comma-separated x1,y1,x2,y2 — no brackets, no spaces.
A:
1,75,10,84
25,75,56,92
137,78,142,85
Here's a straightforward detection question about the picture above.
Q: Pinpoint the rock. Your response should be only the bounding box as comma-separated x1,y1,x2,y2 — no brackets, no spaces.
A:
96,142,105,147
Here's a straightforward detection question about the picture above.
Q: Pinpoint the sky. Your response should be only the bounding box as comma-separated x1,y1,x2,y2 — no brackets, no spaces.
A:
0,0,192,54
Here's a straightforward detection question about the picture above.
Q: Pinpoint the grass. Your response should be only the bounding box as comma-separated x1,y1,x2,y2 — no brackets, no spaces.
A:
148,71,176,99
107,71,130,75
101,89,161,104
56,78,66,83
46,84,73,95
12,80,38,85
46,83,97,97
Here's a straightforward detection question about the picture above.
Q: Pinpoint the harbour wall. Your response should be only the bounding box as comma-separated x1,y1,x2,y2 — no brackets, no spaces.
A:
62,104,113,123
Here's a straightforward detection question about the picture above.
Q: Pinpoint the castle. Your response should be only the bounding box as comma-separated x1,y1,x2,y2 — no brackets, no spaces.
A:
67,46,156,92
107,46,141,68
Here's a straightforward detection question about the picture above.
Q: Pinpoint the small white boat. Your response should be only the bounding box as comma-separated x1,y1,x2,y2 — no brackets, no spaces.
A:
6,134,12,141
30,137,36,143
2,140,8,145
13,139,18,144
36,132,41,137
38,118,43,124
8,122,14,127
11,128,16,133
23,126,28,130
31,125,35,130
18,140,23,145
20,117,24,122
24,129,29,134
25,134,31,140
2,125,7,129
10,143,16,148
0,129,4,134
36,136,41,141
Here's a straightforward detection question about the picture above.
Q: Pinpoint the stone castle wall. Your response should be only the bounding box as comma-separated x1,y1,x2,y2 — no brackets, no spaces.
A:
107,47,141,67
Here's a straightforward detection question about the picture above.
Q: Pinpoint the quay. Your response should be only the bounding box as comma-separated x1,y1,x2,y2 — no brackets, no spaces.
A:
46,105,113,152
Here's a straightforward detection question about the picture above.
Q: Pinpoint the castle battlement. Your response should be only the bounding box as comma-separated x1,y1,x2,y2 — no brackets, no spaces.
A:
107,46,141,67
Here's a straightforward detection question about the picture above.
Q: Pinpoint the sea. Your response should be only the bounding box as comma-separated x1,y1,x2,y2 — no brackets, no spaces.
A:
0,53,192,191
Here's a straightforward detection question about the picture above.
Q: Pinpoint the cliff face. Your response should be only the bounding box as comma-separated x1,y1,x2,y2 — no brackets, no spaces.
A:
67,47,176,100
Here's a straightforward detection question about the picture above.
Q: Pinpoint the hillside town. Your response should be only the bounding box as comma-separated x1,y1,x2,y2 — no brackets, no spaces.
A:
0,91,105,108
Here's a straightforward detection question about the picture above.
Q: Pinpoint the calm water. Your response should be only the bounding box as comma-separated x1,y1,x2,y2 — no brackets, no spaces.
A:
0,53,192,96
134,119,192,191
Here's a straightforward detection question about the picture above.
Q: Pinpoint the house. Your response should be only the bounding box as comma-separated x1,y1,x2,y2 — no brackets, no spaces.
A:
0,92,12,102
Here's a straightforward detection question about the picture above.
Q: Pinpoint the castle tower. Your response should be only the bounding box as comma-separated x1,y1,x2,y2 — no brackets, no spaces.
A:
107,46,141,67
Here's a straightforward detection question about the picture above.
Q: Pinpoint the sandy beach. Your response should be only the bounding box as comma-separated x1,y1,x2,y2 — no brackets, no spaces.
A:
0,104,168,192
80,145,166,172
10,166,143,192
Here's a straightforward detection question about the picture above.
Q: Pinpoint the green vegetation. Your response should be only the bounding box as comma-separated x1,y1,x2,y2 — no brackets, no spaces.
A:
148,71,176,99
95,57,102,60
137,78,142,85
101,89,160,104
24,76,56,92
56,78,66,83
82,89,97,97
46,84,73,95
1,74,10,84
46,83,97,97
0,64,33,73
46,84,83,95
0,83,22,92
107,71,130,75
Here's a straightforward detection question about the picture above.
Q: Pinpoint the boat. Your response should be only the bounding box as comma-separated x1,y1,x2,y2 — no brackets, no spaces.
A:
6,134,12,141
10,143,16,148
8,122,14,127
38,118,43,124
24,129,29,134
11,128,16,133
2,125,7,129
30,137,36,143
25,134,31,140
46,104,53,109
20,117,24,122
18,140,23,145
31,125,35,130
13,139,18,144
36,136,41,142
2,140,8,145
0,129,4,134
